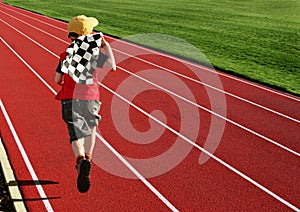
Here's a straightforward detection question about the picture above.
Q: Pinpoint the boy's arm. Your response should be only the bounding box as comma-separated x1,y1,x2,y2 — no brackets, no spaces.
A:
101,36,117,71
55,58,64,85
55,72,64,85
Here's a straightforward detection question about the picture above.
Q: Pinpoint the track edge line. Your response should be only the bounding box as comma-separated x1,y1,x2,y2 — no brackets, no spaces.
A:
0,133,27,212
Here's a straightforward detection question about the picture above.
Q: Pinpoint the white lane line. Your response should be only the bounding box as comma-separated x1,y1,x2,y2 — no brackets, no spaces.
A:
0,136,27,212
99,82,300,212
3,4,298,103
0,9,67,44
96,133,179,212
117,66,300,157
0,37,57,95
1,6,299,124
0,99,54,212
0,36,179,212
114,50,300,124
1,13,299,211
1,3,67,27
109,36,300,102
1,9,299,157
0,17,59,59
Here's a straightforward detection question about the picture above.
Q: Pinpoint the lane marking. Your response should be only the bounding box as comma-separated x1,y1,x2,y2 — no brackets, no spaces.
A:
1,4,299,103
0,136,27,212
0,37,57,95
1,9,299,157
111,36,300,102
0,37,179,212
96,134,179,212
114,50,300,124
0,17,59,59
0,9,67,44
117,66,300,157
0,100,54,212
99,82,300,212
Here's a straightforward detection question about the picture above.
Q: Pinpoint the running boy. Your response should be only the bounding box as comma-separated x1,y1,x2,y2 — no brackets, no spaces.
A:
54,15,116,193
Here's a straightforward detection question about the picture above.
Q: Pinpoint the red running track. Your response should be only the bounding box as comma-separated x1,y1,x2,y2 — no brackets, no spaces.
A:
0,3,299,211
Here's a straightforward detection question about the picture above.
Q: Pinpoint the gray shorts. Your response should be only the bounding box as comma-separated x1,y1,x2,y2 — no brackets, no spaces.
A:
61,99,101,143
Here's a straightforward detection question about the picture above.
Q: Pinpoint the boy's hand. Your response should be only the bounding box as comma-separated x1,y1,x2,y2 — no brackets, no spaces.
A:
101,36,109,47
101,36,117,71
57,80,64,86
55,73,64,85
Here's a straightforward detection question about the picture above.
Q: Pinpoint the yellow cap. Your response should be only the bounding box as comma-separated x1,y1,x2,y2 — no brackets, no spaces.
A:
67,15,99,36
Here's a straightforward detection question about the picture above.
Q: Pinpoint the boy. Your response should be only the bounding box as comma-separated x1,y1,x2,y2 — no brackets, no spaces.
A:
55,15,116,193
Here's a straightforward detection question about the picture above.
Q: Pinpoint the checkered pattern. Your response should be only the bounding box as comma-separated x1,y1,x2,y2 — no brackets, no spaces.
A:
61,33,103,84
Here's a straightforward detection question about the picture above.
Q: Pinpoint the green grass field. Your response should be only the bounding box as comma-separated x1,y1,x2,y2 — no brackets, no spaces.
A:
4,0,300,96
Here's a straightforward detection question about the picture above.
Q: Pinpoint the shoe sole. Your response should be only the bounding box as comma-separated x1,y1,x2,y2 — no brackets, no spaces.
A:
77,160,91,193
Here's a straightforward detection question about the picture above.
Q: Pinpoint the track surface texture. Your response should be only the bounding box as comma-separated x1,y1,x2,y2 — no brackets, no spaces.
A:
0,4,299,212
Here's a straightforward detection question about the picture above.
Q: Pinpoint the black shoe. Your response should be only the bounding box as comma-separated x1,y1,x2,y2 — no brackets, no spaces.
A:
77,159,91,193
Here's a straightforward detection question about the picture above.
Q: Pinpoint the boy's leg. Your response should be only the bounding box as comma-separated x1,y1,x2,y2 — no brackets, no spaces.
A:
72,137,92,193
72,100,99,193
71,138,85,159
62,99,91,159
83,126,96,160
61,99,93,193
81,100,101,161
